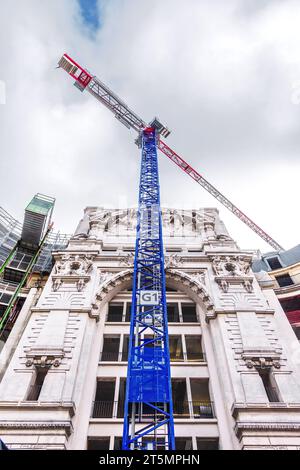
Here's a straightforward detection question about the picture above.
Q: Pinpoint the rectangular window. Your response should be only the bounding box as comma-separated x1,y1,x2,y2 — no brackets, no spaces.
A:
185,335,205,361
0,305,6,317
117,378,126,418
122,335,129,361
181,303,198,322
275,274,294,288
0,292,12,304
87,438,110,450
175,437,193,450
169,335,183,361
266,256,282,270
167,303,180,323
26,368,48,401
125,303,132,322
196,438,219,450
172,378,189,418
92,380,116,418
114,437,122,450
107,303,123,322
258,370,281,403
190,379,213,418
101,335,120,361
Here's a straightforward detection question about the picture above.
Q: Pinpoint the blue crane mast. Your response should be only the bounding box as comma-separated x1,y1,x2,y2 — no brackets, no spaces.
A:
122,127,175,450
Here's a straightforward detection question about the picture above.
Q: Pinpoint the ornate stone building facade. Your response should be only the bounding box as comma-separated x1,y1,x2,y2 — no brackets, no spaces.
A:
0,207,300,450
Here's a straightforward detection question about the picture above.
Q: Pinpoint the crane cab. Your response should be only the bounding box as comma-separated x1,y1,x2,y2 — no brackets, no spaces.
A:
149,117,171,138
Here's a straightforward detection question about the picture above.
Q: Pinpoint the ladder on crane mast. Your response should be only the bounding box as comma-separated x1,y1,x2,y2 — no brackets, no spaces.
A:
0,194,55,339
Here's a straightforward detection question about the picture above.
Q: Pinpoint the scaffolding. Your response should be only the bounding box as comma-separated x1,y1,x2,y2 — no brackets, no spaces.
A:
0,196,70,343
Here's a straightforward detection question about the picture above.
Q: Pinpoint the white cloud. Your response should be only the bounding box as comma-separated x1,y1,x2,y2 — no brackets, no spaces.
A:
0,0,299,252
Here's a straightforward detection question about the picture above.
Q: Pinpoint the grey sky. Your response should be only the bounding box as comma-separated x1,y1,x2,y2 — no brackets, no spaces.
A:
0,0,299,252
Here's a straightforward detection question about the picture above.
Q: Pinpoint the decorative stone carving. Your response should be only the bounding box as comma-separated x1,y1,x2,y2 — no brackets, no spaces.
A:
190,271,206,286
76,278,86,292
50,253,95,295
99,271,114,285
211,255,254,294
54,254,94,276
120,253,135,267
39,291,87,308
52,278,63,292
212,255,251,277
243,353,281,370
25,350,64,368
220,279,229,293
96,270,133,302
165,269,215,320
203,222,216,240
218,291,267,310
165,254,183,268
243,279,253,293
92,267,215,321
73,212,90,239
89,302,101,320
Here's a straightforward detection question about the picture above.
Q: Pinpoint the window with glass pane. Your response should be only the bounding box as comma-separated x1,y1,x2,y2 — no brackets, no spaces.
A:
122,335,129,361
175,437,193,450
87,438,110,450
169,335,183,361
125,303,132,322
101,335,120,361
117,378,126,418
92,380,115,418
185,335,204,361
167,303,180,322
107,303,123,322
172,379,189,418
196,438,219,450
181,304,197,322
190,379,213,418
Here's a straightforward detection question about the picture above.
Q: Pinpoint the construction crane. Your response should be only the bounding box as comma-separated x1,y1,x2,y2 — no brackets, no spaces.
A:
58,53,284,450
58,53,283,252
0,194,55,338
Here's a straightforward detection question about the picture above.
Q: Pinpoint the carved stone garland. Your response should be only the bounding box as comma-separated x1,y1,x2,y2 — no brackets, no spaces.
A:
52,254,95,292
211,255,254,293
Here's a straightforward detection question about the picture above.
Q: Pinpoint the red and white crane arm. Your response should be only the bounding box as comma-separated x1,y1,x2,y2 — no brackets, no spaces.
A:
58,53,283,251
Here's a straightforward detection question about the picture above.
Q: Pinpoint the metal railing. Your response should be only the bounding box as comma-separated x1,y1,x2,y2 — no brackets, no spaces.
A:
92,400,125,418
106,313,199,323
91,400,214,419
170,352,206,362
173,401,214,419
99,351,206,363
100,351,128,362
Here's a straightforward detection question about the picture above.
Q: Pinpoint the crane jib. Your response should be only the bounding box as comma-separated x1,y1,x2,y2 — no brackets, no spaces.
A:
58,53,284,251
